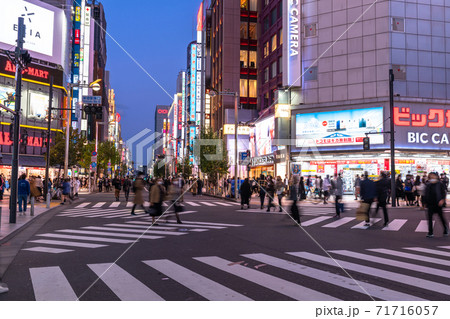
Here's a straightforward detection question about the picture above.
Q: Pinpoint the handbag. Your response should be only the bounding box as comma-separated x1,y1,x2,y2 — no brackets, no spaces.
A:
356,202,370,221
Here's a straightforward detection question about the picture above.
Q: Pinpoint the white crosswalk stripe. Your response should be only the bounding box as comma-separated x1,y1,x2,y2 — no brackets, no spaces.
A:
288,251,450,296
25,246,450,300
352,218,381,229
36,233,134,244
382,219,407,231
415,220,432,232
106,223,208,232
194,256,339,301
88,263,164,301
126,202,134,207
322,217,355,228
81,226,187,236
213,201,232,206
127,221,226,229
185,201,201,206
55,229,164,240
30,266,78,301
76,202,89,208
143,259,251,301
92,202,106,208
23,247,73,254
302,216,332,226
109,202,121,208
28,239,107,249
199,201,217,206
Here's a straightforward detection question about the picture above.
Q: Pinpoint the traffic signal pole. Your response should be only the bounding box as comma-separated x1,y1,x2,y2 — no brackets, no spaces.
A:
10,17,25,223
44,76,53,200
389,69,396,207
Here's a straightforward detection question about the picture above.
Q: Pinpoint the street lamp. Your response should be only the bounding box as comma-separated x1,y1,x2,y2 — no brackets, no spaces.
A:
64,79,101,178
208,89,239,199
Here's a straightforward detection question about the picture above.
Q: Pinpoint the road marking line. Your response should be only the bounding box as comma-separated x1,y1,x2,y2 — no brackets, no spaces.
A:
23,247,73,254
104,223,205,232
36,233,134,244
143,259,251,301
88,263,164,301
82,226,186,236
64,210,129,218
165,220,243,227
185,201,201,206
415,220,433,232
242,253,425,301
30,266,77,301
288,252,450,296
382,219,407,231
127,202,134,207
405,247,450,258
109,202,121,208
126,221,224,229
367,248,450,267
93,202,106,208
329,250,450,279
236,209,285,214
55,229,164,240
27,239,107,248
352,218,381,229
194,256,339,301
322,217,355,228
213,202,232,206
199,201,217,206
302,216,333,227
76,202,89,208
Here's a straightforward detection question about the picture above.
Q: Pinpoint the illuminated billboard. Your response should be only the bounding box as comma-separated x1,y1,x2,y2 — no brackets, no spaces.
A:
295,107,384,147
249,116,275,157
190,43,197,122
282,0,301,87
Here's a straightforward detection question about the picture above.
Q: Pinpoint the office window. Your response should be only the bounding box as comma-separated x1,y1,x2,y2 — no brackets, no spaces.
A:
271,8,277,25
271,61,277,78
240,0,248,10
240,22,248,39
278,56,282,74
263,41,269,58
249,51,257,68
249,80,257,97
271,34,277,52
263,17,269,33
240,79,248,97
249,22,257,40
264,67,269,83
249,0,257,11
278,1,282,18
279,29,283,44
240,50,248,68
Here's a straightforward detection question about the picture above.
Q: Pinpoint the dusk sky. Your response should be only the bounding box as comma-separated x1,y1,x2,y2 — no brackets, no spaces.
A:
104,0,201,142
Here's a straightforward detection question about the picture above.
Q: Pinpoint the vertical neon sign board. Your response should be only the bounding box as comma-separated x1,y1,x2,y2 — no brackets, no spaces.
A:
190,44,197,122
282,0,301,87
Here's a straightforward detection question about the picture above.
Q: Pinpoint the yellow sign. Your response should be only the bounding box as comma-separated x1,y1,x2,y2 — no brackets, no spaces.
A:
275,104,290,118
223,124,250,135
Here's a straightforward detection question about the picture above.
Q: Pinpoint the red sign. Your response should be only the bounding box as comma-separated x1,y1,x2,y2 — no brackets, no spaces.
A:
116,113,121,123
178,99,183,130
322,121,328,126
0,132,44,147
394,107,450,128
158,109,168,114
74,29,80,44
5,60,49,80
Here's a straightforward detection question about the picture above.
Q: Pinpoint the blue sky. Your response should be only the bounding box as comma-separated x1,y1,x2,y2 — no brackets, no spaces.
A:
104,0,201,142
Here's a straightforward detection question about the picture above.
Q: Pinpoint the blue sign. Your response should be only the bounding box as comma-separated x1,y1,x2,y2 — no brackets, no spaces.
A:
92,151,97,156
91,162,97,168
240,152,248,161
82,95,102,105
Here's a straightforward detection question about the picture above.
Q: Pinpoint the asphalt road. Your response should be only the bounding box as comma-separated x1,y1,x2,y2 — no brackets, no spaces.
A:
0,191,449,301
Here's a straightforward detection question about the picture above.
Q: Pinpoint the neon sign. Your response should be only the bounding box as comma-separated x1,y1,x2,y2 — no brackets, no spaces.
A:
394,107,450,128
4,60,49,79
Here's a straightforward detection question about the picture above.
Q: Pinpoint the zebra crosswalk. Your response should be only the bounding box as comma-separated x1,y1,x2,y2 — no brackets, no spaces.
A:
22,219,244,254
27,245,450,300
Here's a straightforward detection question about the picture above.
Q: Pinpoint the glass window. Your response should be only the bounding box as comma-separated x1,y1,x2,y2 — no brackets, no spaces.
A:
240,0,248,10
271,34,277,52
240,50,248,68
249,80,257,97
240,79,248,97
263,41,269,58
279,29,283,45
263,17,269,33
278,56,282,74
264,67,269,83
278,1,282,18
271,61,277,78
249,51,257,68
249,23,257,40
249,0,257,11
240,22,248,39
271,8,277,25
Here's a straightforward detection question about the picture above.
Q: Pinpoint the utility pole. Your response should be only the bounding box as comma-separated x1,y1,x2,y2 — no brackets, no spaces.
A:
64,84,72,178
9,17,26,223
389,69,396,207
44,76,53,200
234,92,238,199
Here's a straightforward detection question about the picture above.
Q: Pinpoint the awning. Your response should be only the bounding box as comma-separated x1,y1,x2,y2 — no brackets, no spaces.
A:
0,154,46,168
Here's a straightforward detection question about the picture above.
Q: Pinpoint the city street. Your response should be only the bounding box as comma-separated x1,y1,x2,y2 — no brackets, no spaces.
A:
0,192,449,301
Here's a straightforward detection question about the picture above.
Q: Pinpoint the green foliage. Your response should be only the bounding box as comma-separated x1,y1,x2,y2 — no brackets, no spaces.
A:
97,141,121,172
48,128,86,167
152,159,166,178
176,157,193,179
194,128,229,185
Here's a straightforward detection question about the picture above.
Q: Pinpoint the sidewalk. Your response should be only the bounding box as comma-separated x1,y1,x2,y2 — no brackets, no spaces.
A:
0,194,60,243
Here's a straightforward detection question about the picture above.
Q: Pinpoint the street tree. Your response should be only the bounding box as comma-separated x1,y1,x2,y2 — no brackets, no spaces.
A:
48,128,86,172
97,141,121,173
176,157,193,179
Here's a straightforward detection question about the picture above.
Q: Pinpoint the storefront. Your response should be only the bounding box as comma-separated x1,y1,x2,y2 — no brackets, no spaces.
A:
249,154,274,178
290,102,450,193
274,149,287,178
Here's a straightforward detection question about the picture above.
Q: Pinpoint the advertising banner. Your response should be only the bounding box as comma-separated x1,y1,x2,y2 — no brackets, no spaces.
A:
0,85,15,112
250,116,275,157
295,107,384,147
394,105,450,150
190,43,197,122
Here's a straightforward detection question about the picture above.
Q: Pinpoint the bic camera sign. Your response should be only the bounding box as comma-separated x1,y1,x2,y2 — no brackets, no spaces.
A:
0,0,54,57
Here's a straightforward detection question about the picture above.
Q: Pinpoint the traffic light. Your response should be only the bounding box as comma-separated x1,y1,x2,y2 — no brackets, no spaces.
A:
95,106,103,120
363,137,370,151
20,49,32,67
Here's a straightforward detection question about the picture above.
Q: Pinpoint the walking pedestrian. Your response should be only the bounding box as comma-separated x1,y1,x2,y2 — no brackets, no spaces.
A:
331,173,344,218
354,174,361,200
375,172,390,227
149,178,166,225
17,174,30,215
360,172,376,226
73,177,80,198
191,179,198,196
275,176,285,212
289,175,300,224
258,174,266,209
266,176,276,212
322,175,331,204
123,176,132,202
167,178,182,224
131,174,146,215
60,178,72,205
395,175,404,206
240,177,252,210
299,176,306,201
113,176,122,201
424,172,448,238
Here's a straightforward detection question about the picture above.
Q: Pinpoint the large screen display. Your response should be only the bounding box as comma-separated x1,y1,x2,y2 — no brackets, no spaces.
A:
250,115,275,157
295,107,384,147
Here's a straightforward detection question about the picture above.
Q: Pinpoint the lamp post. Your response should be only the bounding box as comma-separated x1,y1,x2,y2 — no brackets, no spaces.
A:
64,79,101,178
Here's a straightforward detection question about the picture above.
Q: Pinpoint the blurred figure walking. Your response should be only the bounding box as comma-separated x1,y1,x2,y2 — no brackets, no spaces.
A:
424,172,448,238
